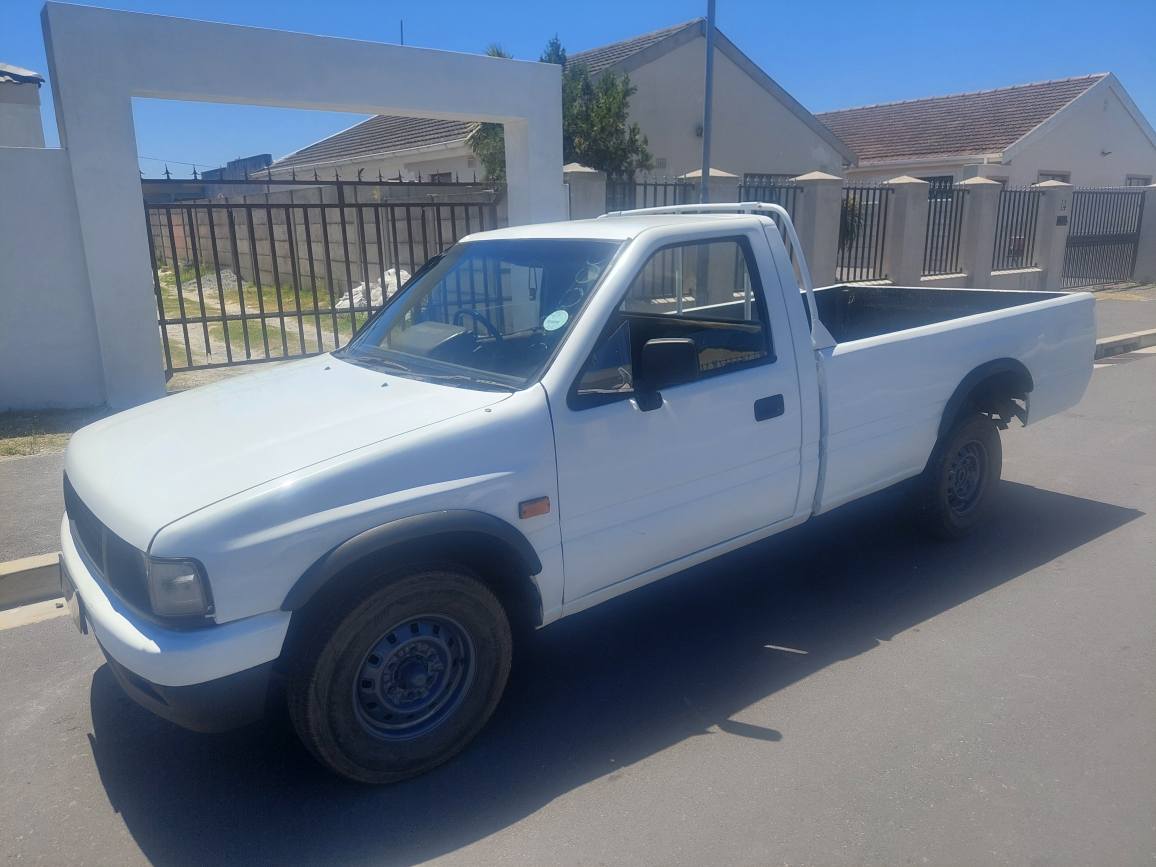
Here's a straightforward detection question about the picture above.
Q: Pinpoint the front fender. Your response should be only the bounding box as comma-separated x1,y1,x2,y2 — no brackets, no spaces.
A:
280,509,543,610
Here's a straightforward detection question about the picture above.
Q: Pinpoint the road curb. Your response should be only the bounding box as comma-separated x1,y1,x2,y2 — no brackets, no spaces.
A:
0,553,61,611
1095,328,1156,360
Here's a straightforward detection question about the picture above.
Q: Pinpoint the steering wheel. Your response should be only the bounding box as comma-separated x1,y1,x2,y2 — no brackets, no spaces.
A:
453,309,503,342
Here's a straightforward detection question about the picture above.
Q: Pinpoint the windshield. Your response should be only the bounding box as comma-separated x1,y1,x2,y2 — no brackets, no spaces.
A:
339,238,622,388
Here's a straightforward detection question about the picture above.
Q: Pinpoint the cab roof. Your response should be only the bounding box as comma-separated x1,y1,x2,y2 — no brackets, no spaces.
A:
462,213,770,243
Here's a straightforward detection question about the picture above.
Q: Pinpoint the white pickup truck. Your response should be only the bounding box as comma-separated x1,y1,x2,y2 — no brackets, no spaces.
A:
61,203,1094,783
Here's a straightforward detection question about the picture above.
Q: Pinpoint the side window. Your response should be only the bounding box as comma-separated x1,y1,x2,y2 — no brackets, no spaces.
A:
573,238,772,406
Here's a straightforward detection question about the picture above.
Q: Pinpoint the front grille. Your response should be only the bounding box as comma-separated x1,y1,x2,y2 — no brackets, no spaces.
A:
64,474,151,611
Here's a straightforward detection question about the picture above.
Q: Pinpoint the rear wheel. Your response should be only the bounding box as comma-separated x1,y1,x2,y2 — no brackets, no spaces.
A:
915,413,1002,540
288,566,512,784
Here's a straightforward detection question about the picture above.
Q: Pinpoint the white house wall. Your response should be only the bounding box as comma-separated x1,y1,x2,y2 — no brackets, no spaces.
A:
0,81,46,148
625,38,847,178
266,145,481,184
1005,82,1156,186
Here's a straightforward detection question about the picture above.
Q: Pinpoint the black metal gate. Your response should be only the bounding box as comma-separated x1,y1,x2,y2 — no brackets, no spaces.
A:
1061,189,1146,288
144,178,500,374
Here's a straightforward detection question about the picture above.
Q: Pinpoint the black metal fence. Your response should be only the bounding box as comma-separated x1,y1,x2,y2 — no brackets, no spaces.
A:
837,185,892,282
605,177,698,212
1061,188,1146,288
923,186,969,276
737,177,801,220
145,179,500,374
990,187,1041,272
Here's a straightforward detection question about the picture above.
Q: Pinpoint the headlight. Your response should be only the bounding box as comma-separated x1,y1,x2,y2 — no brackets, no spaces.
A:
147,558,212,617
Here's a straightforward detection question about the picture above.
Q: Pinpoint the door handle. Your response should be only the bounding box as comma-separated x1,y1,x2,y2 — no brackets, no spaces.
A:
753,394,785,421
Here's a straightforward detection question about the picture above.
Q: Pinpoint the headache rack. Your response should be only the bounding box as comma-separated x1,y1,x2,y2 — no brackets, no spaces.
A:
598,202,834,349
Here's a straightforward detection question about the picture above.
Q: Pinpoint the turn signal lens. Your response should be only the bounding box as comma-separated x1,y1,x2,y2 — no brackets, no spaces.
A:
518,496,551,519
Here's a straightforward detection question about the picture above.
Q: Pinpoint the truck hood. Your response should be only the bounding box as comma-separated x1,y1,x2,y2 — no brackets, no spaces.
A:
64,356,510,549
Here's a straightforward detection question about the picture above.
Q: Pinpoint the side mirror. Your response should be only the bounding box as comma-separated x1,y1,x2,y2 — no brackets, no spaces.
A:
638,337,700,393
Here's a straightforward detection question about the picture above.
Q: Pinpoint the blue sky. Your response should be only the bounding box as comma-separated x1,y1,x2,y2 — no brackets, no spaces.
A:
3,0,1154,176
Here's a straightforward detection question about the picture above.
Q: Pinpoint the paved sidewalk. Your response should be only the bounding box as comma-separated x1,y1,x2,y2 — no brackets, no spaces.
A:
1093,283,1156,338
0,452,64,561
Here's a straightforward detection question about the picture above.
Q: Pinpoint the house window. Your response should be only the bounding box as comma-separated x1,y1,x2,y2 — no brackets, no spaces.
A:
1037,170,1071,183
918,175,955,198
428,171,453,184
655,157,668,172
1125,174,1152,187
467,157,476,168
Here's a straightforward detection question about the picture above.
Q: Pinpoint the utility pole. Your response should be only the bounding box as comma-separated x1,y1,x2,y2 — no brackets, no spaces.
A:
399,20,405,45
699,0,716,204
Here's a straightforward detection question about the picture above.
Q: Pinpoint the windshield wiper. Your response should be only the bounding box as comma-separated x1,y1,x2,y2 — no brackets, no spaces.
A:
342,353,414,374
409,370,516,391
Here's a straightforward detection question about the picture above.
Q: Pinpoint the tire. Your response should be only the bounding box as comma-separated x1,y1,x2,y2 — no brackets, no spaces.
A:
915,413,1002,540
288,565,512,784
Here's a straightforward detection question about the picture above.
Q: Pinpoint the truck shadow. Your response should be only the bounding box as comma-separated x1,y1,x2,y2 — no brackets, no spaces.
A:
86,481,1141,866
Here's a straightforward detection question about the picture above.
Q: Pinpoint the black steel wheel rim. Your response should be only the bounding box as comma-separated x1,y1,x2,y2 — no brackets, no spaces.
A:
353,614,476,740
946,440,987,515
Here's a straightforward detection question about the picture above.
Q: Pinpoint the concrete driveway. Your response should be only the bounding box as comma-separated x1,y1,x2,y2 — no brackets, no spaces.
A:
1,348,1154,865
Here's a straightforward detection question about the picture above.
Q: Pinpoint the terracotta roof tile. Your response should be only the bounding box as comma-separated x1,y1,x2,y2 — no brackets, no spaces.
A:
568,20,701,75
817,74,1108,164
273,115,476,171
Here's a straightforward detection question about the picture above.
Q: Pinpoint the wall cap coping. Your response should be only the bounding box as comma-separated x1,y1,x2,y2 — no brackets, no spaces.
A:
1031,180,1074,189
678,167,739,179
957,176,1003,187
563,163,600,174
884,175,932,186
792,170,843,182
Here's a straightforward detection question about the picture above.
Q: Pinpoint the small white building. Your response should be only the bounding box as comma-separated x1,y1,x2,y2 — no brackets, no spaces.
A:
819,74,1156,188
0,62,46,148
264,20,854,183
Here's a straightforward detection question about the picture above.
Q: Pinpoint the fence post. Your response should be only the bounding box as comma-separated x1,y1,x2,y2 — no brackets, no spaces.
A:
956,177,1002,289
563,163,607,219
1132,184,1156,283
882,176,931,286
791,171,843,287
706,173,739,204
1030,180,1074,290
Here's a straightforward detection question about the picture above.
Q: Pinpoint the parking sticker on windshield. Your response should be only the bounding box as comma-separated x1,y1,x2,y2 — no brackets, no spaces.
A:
543,309,569,331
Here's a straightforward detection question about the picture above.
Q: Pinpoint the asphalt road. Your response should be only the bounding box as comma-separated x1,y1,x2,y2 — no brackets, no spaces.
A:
2,351,1155,867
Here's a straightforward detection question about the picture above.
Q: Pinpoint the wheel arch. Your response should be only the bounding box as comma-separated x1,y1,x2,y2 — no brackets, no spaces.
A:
281,510,545,632
938,357,1034,440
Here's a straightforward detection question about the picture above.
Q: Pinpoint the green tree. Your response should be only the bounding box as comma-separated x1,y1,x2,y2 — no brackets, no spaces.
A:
466,44,513,181
539,34,566,66
563,62,652,177
468,37,652,181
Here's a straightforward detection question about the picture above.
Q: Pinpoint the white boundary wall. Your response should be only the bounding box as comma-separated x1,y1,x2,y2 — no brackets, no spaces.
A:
0,3,563,410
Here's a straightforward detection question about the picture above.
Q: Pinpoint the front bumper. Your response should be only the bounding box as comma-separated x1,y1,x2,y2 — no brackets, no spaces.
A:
61,515,292,729
100,646,276,733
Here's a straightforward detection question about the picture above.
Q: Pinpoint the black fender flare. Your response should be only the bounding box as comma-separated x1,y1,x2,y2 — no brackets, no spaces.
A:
281,510,543,611
937,357,1034,439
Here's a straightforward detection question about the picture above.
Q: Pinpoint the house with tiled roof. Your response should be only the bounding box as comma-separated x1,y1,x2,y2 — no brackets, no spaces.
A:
265,19,854,183
818,73,1156,188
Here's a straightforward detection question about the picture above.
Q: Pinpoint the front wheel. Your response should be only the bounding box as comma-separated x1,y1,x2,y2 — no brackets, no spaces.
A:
914,413,1002,540
288,566,512,784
